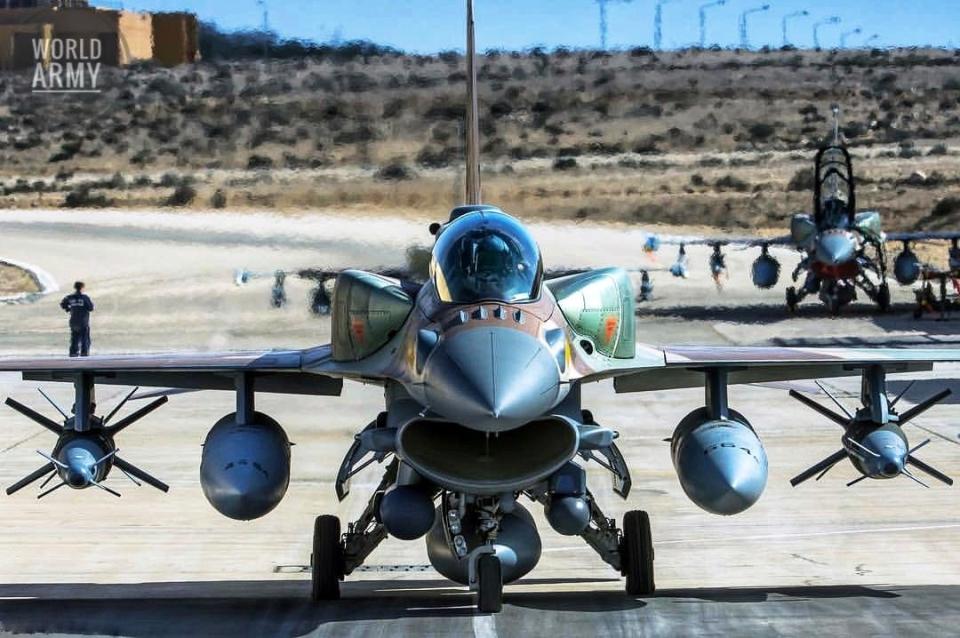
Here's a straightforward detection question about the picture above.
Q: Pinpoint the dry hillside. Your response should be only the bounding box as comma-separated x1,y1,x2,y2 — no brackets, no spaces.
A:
0,46,959,230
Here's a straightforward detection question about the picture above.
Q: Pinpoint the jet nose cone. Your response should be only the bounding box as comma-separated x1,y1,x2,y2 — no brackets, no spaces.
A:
816,231,856,266
698,447,767,515
423,326,562,432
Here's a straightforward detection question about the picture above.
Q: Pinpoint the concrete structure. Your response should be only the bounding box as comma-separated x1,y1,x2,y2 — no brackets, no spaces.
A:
0,2,198,69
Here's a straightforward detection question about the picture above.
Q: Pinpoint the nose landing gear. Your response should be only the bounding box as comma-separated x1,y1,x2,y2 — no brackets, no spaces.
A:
476,553,503,613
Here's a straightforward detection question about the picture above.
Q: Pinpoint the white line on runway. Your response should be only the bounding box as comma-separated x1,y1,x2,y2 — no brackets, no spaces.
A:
542,523,960,552
473,613,498,638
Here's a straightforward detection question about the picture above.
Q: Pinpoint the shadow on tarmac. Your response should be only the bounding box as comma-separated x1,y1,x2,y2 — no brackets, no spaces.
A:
0,580,909,637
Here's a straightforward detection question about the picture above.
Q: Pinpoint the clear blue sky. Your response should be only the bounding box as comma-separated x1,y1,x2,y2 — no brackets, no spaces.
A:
124,0,959,52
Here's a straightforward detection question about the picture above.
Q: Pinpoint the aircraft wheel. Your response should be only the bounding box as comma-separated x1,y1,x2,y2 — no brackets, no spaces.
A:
311,515,343,602
785,287,799,313
622,510,655,596
876,283,891,312
476,553,503,613
829,298,842,317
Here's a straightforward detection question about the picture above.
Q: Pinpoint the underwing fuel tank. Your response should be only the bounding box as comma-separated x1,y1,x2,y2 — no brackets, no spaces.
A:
200,412,291,520
671,407,768,515
893,246,922,286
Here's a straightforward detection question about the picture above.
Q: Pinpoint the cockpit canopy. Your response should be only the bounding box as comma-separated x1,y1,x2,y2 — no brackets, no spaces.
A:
815,145,855,229
431,210,543,303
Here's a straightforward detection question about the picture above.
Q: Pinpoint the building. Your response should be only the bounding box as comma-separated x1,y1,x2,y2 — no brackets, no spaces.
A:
0,1,199,69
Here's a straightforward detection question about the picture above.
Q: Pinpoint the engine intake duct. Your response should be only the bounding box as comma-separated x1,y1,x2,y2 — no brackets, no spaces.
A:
398,417,578,494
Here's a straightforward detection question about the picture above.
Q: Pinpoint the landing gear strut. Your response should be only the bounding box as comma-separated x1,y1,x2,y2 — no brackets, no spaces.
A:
310,460,396,603
571,489,655,597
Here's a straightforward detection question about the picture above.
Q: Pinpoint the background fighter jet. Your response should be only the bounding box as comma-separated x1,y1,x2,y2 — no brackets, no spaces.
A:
1,2,959,614
647,109,960,316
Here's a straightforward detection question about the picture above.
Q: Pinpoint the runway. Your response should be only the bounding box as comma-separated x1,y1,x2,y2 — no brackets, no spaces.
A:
2,582,959,637
1,209,959,637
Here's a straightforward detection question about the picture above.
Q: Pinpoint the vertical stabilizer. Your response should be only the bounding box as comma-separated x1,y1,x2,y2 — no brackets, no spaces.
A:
464,0,482,204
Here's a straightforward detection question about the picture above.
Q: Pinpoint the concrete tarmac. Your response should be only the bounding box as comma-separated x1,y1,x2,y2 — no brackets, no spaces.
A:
1,209,959,637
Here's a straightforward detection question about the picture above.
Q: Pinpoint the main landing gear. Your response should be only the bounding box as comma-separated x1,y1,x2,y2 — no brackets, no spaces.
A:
575,492,655,597
620,510,655,595
311,515,343,601
311,460,395,602
309,461,656,609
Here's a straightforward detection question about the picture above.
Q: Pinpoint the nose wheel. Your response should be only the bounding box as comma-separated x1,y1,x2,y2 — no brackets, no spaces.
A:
785,286,799,313
311,515,344,601
621,510,655,596
476,553,503,613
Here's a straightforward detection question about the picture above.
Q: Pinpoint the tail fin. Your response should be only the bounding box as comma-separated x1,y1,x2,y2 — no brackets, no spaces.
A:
464,0,482,204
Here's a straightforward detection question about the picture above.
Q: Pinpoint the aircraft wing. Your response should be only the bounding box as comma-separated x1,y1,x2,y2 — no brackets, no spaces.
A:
651,234,793,248
0,346,346,396
589,344,960,393
886,231,960,243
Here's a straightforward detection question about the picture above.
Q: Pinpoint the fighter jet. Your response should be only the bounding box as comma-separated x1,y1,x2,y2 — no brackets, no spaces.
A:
647,108,960,316
0,3,958,614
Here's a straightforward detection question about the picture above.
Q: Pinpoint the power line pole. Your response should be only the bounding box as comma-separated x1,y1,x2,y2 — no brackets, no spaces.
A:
813,16,840,50
781,9,808,47
598,0,609,50
739,4,770,50
699,0,726,48
654,0,675,51
256,0,269,58
840,27,862,48
596,0,633,50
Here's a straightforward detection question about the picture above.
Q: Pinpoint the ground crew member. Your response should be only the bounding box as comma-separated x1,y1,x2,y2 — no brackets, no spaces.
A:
60,281,94,357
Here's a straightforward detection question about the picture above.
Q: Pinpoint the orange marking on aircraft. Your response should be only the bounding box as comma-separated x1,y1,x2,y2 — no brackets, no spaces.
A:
604,315,618,342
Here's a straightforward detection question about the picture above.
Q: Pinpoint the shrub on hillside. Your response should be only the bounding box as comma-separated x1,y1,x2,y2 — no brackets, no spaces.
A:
165,183,197,207
931,197,960,218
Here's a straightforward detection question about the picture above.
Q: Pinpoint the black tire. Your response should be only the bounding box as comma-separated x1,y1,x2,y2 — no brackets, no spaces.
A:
876,283,891,312
785,287,798,314
476,554,503,613
829,297,842,317
622,510,655,596
311,515,343,602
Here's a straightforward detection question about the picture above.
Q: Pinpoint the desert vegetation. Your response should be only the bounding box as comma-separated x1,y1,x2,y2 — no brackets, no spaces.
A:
0,263,39,296
0,43,958,230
